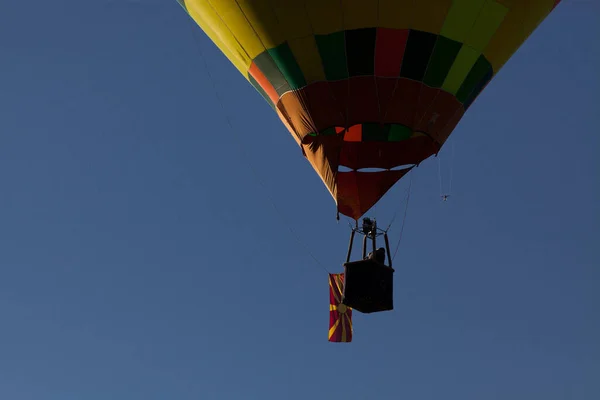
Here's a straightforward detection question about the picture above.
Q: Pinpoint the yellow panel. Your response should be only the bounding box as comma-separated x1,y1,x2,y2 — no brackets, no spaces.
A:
305,0,344,35
465,0,509,52
442,45,480,94
185,0,251,77
206,0,265,58
484,0,555,71
288,36,326,83
379,0,414,30
236,0,284,49
495,0,516,6
305,0,343,35
441,0,487,43
341,0,378,30
527,0,558,28
271,0,313,40
411,0,453,34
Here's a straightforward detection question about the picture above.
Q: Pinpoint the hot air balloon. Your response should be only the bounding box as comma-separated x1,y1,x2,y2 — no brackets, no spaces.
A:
175,0,562,326
176,0,561,220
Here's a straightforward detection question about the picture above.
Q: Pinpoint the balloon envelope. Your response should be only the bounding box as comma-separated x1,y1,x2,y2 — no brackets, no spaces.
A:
177,0,561,220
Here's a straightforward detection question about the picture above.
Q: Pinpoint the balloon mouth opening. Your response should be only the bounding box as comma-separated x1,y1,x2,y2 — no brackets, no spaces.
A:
338,164,415,173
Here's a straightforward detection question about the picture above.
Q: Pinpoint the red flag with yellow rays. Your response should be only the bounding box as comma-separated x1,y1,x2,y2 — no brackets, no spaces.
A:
329,273,353,343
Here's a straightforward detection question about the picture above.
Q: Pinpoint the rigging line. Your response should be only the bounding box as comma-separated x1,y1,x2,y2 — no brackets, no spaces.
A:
392,170,413,261
185,22,330,274
385,172,413,232
449,140,455,195
437,154,444,197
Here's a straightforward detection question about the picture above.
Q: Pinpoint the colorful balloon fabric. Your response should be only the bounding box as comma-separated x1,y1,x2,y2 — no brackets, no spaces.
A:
177,0,561,219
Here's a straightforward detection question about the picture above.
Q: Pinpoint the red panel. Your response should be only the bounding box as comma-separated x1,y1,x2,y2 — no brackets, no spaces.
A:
339,137,438,170
249,62,280,105
328,80,350,127
375,77,398,123
347,77,380,127
438,106,465,145
343,125,362,142
337,169,412,220
413,85,440,131
275,76,463,146
303,81,346,132
413,89,463,142
384,78,422,127
375,28,409,77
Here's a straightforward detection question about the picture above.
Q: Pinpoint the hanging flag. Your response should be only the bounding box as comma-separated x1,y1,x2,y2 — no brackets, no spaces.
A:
329,273,353,343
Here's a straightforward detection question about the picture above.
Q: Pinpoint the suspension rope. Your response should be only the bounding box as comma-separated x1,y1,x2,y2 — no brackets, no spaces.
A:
385,169,413,232
185,22,330,274
391,171,413,261
437,155,444,197
449,140,455,195
437,140,455,201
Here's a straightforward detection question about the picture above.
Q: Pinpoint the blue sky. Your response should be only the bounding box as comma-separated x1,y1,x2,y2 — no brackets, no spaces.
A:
0,1,598,399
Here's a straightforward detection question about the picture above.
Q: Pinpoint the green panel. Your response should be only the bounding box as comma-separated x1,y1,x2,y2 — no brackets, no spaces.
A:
363,123,389,141
315,32,348,81
307,127,336,137
253,51,291,96
320,127,337,136
423,36,462,88
388,124,413,142
268,42,307,90
456,55,493,103
249,75,275,109
442,45,480,94
463,66,492,109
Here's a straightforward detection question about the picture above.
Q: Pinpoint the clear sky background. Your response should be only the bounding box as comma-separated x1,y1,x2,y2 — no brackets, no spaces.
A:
0,1,598,399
